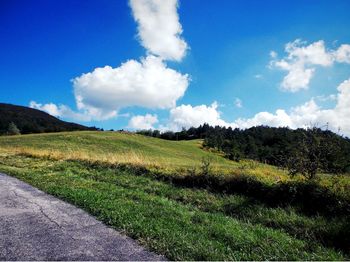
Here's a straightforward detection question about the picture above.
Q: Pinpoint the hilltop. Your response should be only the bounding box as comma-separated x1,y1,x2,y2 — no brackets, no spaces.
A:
0,103,97,134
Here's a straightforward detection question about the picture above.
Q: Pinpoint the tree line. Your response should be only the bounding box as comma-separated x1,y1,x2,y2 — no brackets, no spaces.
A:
137,124,350,175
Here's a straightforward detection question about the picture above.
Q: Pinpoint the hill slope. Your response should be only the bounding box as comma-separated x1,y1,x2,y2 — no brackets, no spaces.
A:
0,103,97,134
0,130,289,181
139,125,350,174
0,131,247,172
0,131,348,259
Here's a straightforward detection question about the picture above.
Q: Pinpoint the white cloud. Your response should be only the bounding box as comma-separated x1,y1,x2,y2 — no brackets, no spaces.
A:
279,65,315,92
30,0,189,122
70,0,189,120
270,40,350,92
163,102,236,131
73,55,189,114
163,102,295,133
334,44,350,63
29,101,102,121
270,51,277,59
234,98,243,108
285,39,333,66
130,0,188,61
235,109,294,129
233,79,350,136
254,74,263,79
162,79,350,136
315,94,337,102
128,113,158,130
30,101,61,117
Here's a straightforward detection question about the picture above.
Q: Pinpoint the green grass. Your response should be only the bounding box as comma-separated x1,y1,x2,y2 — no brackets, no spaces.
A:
2,131,348,188
0,131,349,260
0,154,346,260
0,131,283,178
0,131,228,167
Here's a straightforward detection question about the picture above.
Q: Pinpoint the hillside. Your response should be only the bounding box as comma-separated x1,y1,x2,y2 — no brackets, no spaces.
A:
139,125,350,174
0,103,97,134
0,131,254,173
0,131,349,259
0,131,349,198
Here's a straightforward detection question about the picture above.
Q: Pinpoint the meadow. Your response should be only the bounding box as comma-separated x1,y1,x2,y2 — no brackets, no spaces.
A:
0,131,254,172
0,131,349,260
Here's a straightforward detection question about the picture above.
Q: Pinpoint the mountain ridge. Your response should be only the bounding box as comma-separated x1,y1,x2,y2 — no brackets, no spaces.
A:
0,103,97,134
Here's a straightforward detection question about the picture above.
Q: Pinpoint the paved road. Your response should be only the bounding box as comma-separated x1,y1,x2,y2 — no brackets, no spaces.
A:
0,173,164,261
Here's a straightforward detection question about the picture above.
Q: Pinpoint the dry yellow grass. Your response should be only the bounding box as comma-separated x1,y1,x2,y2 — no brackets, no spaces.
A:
0,146,160,169
0,144,290,184
0,131,291,182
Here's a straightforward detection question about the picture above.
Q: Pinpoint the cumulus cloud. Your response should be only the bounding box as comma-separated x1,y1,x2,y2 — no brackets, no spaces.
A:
69,0,189,120
31,0,189,122
163,102,235,131
233,79,350,136
128,113,158,129
73,55,189,113
130,0,188,61
334,44,350,63
235,109,294,128
29,101,102,121
270,40,350,92
162,79,350,136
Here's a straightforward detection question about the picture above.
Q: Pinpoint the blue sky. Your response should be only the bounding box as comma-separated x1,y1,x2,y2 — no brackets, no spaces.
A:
1,0,350,134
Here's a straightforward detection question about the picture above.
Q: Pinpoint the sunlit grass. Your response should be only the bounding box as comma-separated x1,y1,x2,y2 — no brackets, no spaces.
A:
1,131,349,193
0,131,349,259
0,131,286,177
0,154,346,260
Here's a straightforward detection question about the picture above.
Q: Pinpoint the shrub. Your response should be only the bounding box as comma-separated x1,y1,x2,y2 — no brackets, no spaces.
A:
7,122,20,135
163,169,350,217
200,156,212,176
287,127,348,179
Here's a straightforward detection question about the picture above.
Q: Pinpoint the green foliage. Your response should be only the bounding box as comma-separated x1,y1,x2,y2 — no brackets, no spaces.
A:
287,128,345,179
167,167,350,218
0,154,347,260
222,140,241,161
200,156,212,176
139,124,350,174
0,131,349,257
7,122,20,135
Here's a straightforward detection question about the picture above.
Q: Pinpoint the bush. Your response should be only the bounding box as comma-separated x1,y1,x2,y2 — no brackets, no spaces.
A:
200,156,212,176
287,128,348,179
162,169,350,218
7,122,20,135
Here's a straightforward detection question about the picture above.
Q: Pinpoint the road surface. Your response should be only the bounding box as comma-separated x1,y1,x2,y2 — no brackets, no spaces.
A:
0,173,164,261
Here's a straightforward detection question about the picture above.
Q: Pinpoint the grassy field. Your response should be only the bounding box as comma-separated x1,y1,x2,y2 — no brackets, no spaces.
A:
1,131,229,167
0,131,349,260
0,131,283,177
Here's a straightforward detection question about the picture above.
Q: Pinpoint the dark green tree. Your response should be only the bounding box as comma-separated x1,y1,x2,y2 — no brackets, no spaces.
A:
287,127,345,179
137,124,350,174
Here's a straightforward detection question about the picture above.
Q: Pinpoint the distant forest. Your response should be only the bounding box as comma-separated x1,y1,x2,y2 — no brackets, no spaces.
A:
138,124,350,174
0,103,98,134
